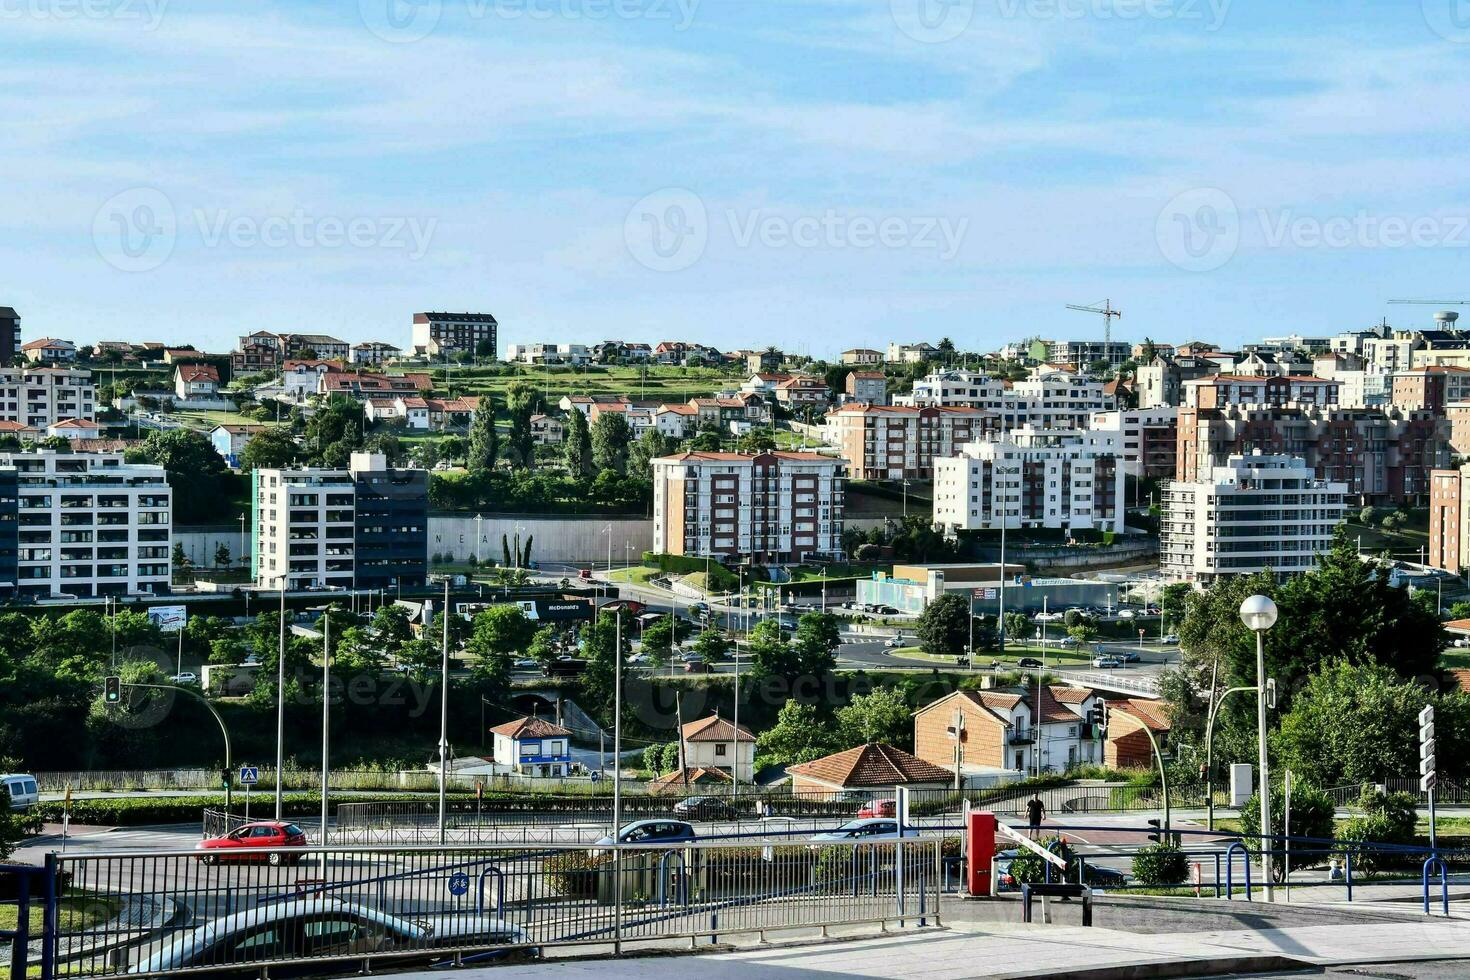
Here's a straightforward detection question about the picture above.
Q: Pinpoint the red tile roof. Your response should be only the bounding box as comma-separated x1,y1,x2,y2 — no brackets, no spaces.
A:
489,716,571,740
788,743,952,788
647,767,733,793
1107,699,1172,732
177,363,220,383
681,714,755,743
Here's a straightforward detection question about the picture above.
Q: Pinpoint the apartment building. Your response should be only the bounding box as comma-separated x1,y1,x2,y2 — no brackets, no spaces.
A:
1176,404,1447,505
1160,453,1347,583
504,343,590,365
932,427,1125,535
1136,354,1224,409
887,342,939,364
0,307,20,366
1391,367,1470,412
651,451,845,565
351,342,401,366
1182,375,1341,410
0,367,97,427
844,371,887,405
1311,353,1389,409
1429,465,1470,574
412,312,498,358
823,404,993,481
253,452,428,592
899,367,1113,430
1089,408,1179,478
0,451,171,600
1045,339,1132,372
841,348,884,366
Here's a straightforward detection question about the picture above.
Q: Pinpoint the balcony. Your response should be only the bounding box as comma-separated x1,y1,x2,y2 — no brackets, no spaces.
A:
1008,728,1035,745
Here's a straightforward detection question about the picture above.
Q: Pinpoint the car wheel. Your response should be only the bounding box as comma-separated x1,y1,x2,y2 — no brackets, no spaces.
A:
268,851,284,867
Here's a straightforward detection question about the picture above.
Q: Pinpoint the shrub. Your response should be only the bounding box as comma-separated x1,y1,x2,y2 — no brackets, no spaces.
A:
1238,783,1336,872
1007,836,1075,885
543,851,608,897
1337,787,1419,871
1131,843,1188,885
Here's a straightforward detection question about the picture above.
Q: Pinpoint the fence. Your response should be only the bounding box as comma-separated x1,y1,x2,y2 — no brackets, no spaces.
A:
10,837,939,978
1324,778,1470,807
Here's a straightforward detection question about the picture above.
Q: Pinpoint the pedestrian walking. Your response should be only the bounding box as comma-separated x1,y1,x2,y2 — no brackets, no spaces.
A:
1026,793,1045,838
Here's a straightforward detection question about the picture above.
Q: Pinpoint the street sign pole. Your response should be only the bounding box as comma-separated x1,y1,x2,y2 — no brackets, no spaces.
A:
1420,705,1437,852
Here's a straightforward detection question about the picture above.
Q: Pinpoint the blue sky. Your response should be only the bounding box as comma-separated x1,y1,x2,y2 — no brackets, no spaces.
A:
6,0,1470,356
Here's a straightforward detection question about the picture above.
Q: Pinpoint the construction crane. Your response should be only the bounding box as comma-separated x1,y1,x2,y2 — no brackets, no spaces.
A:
1388,299,1470,305
1065,299,1123,347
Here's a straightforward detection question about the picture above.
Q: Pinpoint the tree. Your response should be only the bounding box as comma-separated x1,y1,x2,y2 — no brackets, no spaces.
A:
467,606,536,664
239,426,298,472
1358,505,1376,526
505,395,535,470
640,616,693,665
836,687,912,748
736,430,777,453
213,542,231,569
139,428,231,524
580,611,631,724
755,701,841,766
526,626,558,664
591,411,633,475
792,611,841,676
563,409,593,478
628,430,674,481
691,627,732,663
747,619,799,678
368,605,413,661
466,396,500,474
916,592,971,655
397,636,442,685
1003,612,1031,644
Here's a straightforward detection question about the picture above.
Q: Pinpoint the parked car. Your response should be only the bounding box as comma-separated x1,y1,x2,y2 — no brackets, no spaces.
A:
1091,656,1123,669
1017,657,1044,669
1161,634,1180,645
593,820,697,848
1058,637,1078,647
672,796,737,821
512,658,539,670
809,818,920,842
857,799,896,819
195,822,309,866
1,773,38,810
1118,651,1141,664
1116,609,1136,620
170,672,198,685
130,898,536,975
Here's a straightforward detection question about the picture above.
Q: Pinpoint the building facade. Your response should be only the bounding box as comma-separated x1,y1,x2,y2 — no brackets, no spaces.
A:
932,427,1126,535
1161,453,1346,583
651,451,845,565
1135,355,1223,409
0,307,20,366
412,312,499,358
899,367,1113,430
823,404,993,481
1429,465,1470,575
0,367,97,428
1089,408,1178,478
0,451,171,600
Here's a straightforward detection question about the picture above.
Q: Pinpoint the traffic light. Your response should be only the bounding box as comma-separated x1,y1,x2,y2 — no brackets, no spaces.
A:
1146,818,1162,844
104,675,122,705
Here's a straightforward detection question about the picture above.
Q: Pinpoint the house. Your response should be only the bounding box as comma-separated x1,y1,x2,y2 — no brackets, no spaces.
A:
211,424,271,464
21,338,77,364
281,360,343,400
530,414,564,445
489,715,572,778
1104,700,1172,769
913,686,1105,778
788,743,953,794
281,333,350,361
741,372,792,397
679,713,756,782
746,350,783,373
845,371,887,405
655,403,698,438
0,420,40,441
842,348,884,366
774,376,832,408
688,398,751,428
425,396,479,429
174,363,220,399
232,342,282,375
320,372,432,397
162,347,203,365
351,342,401,366
559,394,628,416
395,396,431,429
46,418,103,440
887,342,939,364
648,767,734,794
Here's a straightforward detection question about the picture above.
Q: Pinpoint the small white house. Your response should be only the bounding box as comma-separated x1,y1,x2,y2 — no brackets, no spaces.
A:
490,716,573,778
47,418,103,440
174,363,220,399
680,713,756,782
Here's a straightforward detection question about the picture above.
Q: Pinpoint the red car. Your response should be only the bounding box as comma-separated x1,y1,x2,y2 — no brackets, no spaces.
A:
858,799,896,819
195,821,308,865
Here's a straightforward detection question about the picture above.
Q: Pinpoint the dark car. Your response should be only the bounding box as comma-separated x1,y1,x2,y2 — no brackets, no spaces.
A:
1017,657,1044,669
1118,651,1141,664
673,796,737,821
593,820,697,848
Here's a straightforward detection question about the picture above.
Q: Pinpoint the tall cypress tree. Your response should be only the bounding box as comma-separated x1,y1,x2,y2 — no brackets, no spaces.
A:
467,396,499,474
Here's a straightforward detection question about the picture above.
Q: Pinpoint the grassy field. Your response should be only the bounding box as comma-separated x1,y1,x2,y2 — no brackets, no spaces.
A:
170,408,281,431
608,566,662,586
1341,512,1430,560
430,364,750,406
890,644,1097,667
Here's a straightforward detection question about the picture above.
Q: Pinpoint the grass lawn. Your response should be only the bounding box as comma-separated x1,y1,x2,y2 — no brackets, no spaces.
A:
1341,514,1430,560
1441,649,1470,669
171,409,281,431
431,365,750,407
889,644,1095,667
0,893,122,934
608,566,661,586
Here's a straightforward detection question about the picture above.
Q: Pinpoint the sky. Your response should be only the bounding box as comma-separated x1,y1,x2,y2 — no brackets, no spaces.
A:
6,0,1470,357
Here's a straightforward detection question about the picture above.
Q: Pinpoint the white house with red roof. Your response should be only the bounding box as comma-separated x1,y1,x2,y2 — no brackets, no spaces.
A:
489,715,573,777
679,713,756,782
46,418,103,440
174,363,220,399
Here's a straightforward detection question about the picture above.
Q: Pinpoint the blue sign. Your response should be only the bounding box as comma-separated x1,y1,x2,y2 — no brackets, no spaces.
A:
448,872,470,896
239,766,259,785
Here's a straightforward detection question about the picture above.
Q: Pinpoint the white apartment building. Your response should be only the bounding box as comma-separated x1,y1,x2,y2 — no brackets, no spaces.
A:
932,427,1126,535
652,451,845,565
1089,408,1179,478
505,343,590,365
0,367,97,427
1045,339,1132,371
823,404,992,481
1160,453,1347,583
898,367,1113,430
4,452,171,600
254,465,356,591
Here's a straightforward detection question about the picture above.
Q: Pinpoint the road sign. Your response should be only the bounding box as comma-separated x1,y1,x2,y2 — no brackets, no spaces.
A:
239,766,259,785
1422,772,1438,792
448,872,470,896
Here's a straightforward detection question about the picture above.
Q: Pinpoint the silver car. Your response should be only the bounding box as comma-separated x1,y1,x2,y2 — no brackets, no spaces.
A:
130,898,534,975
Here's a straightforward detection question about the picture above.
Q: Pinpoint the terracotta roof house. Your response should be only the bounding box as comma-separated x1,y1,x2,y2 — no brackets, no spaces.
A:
46,418,103,440
175,363,221,399
1104,699,1173,769
648,767,734,794
788,743,952,794
913,686,1105,778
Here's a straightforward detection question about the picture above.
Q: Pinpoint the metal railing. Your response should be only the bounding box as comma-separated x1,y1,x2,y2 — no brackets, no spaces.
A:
18,837,939,978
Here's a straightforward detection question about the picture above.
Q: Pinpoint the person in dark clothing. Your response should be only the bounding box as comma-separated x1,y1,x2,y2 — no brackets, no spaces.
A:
1025,794,1045,838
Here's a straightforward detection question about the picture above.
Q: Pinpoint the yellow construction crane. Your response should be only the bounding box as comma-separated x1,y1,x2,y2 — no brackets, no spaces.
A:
1066,299,1123,348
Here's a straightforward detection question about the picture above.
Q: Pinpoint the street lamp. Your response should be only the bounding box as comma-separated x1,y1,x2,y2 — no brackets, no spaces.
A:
1239,593,1278,901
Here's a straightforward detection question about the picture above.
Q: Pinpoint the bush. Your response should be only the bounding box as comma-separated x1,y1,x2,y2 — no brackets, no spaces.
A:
1238,782,1336,873
1131,843,1188,885
542,851,608,897
1337,787,1418,871
1007,836,1075,886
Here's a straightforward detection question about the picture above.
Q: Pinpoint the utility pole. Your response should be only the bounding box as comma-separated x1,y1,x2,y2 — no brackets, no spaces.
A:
321,611,330,845
437,577,451,845
275,576,287,820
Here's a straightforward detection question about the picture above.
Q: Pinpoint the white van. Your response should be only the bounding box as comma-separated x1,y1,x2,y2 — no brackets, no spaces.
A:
1,773,38,809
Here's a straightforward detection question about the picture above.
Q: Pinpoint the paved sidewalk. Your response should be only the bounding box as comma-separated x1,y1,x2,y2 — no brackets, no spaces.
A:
396,915,1470,980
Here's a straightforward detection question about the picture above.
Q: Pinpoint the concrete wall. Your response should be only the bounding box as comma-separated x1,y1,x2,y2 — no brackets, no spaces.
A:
429,514,653,565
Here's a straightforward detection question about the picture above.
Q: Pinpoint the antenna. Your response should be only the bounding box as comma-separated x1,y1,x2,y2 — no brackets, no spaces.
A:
1066,299,1123,350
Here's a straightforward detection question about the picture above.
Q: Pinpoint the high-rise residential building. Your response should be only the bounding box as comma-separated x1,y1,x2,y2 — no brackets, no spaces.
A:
1135,354,1224,409
0,308,20,367
1429,465,1470,574
898,366,1113,430
253,453,428,592
0,366,97,427
0,451,172,600
1045,339,1132,372
651,451,845,565
931,427,1125,535
1176,404,1447,506
412,312,498,358
823,404,993,481
1161,453,1346,583
1088,408,1179,478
